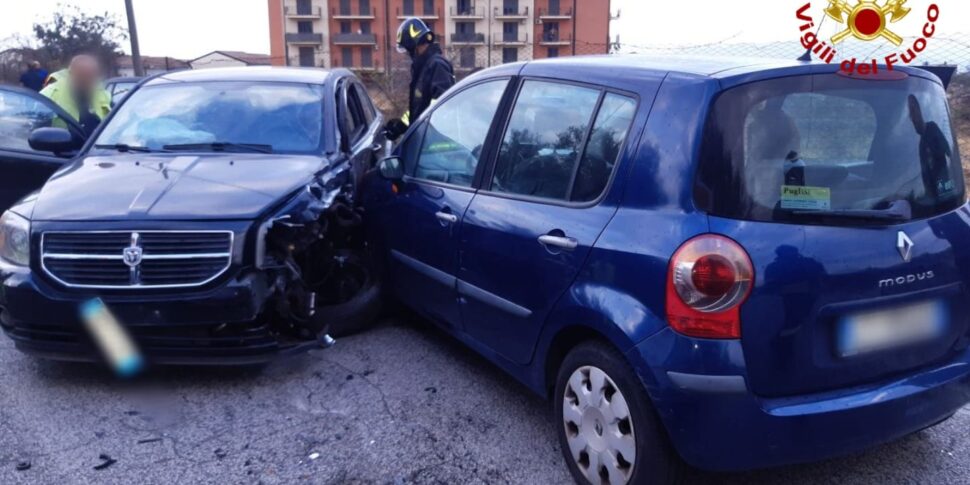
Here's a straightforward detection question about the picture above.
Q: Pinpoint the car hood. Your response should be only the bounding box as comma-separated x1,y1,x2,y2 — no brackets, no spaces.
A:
30,153,326,221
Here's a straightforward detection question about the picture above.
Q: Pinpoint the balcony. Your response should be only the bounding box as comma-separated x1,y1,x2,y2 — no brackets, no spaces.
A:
493,32,528,46
493,6,529,20
284,5,323,19
450,32,486,45
332,7,376,19
397,7,440,20
332,33,378,45
538,7,573,20
285,33,324,45
449,6,485,20
539,32,571,46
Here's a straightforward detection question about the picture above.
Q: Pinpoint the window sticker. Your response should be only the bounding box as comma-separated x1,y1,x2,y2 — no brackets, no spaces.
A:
781,186,831,211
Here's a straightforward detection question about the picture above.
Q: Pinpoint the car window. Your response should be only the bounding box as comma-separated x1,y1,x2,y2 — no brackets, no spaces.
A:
352,83,376,126
414,79,509,187
0,90,74,153
571,93,637,202
97,82,326,154
491,80,601,201
696,74,965,225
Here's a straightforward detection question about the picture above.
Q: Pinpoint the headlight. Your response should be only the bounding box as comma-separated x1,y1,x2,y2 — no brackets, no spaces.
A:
0,211,30,266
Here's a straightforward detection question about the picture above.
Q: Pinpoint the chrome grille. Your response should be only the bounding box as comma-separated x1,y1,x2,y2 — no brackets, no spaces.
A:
41,231,234,289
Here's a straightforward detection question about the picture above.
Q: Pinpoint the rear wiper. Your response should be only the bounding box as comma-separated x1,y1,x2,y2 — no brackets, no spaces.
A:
792,199,912,222
163,142,274,154
94,143,166,153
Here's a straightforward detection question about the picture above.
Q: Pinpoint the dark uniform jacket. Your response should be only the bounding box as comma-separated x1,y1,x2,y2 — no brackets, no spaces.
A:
407,43,455,124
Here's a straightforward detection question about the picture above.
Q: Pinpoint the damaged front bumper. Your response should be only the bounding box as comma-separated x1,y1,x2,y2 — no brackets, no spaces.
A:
0,266,301,365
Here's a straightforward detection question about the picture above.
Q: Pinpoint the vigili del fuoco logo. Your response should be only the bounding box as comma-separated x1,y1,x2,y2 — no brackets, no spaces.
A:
796,1,940,75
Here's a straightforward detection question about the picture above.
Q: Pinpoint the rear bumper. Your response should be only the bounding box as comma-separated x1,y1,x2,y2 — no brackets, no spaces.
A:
0,265,281,365
629,328,970,472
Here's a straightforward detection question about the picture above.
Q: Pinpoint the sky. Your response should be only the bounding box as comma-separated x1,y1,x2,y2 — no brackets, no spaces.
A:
1,0,968,59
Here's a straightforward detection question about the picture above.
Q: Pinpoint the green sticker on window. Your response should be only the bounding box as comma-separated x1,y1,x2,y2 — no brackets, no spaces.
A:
780,186,831,211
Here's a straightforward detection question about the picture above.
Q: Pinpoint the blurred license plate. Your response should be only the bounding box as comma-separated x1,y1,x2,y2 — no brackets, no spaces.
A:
838,300,946,357
79,298,144,377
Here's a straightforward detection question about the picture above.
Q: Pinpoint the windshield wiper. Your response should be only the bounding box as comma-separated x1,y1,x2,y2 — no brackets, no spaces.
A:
94,143,165,153
792,200,912,222
163,142,274,154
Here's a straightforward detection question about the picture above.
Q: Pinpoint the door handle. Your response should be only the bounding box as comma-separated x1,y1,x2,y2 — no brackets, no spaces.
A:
538,234,579,251
436,211,459,224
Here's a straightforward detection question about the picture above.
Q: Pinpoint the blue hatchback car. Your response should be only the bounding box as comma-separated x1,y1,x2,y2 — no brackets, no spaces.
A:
363,56,970,484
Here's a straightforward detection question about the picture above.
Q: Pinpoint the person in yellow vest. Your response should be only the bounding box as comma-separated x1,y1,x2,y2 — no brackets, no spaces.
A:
41,55,111,136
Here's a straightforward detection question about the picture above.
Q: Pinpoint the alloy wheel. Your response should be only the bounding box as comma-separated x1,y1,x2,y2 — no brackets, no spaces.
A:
562,365,636,485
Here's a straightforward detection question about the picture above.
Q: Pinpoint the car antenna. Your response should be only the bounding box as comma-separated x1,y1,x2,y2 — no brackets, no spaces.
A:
799,13,827,62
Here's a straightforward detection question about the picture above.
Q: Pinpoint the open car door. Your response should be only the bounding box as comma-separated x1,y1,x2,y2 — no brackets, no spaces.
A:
0,86,85,212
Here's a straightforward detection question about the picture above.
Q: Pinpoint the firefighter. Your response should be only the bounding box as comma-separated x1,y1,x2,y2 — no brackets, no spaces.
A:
384,17,455,141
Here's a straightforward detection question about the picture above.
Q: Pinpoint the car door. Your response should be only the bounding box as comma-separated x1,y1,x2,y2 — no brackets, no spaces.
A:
0,86,84,212
383,78,512,328
458,80,641,364
336,78,383,195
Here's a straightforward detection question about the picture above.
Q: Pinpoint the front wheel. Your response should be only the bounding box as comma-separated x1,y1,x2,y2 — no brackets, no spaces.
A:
554,342,683,485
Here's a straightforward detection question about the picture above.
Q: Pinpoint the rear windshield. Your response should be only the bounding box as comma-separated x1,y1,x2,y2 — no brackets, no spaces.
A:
695,74,965,225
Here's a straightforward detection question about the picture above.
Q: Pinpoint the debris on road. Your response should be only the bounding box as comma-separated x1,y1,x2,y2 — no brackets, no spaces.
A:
309,452,320,461
16,461,31,471
93,454,117,470
137,438,162,444
215,448,228,459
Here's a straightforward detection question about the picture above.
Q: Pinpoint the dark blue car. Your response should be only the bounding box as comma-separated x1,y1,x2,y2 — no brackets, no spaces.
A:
364,56,970,483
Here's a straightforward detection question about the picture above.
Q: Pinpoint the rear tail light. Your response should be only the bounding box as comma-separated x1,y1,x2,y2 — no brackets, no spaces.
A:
666,235,754,339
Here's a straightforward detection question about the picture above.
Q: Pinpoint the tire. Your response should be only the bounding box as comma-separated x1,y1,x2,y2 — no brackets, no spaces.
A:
554,341,683,485
310,253,383,338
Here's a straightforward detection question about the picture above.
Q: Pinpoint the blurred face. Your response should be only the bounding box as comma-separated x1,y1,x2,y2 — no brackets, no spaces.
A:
69,56,101,94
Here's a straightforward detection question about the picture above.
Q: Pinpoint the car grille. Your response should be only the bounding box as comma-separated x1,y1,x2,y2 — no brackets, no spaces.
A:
41,231,234,289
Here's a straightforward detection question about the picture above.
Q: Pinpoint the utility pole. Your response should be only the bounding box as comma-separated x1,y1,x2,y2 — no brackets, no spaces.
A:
124,0,144,76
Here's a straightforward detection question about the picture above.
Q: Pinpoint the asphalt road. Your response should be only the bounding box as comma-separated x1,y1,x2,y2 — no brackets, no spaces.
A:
0,317,968,484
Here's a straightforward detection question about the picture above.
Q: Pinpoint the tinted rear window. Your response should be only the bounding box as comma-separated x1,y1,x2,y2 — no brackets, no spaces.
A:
695,74,965,225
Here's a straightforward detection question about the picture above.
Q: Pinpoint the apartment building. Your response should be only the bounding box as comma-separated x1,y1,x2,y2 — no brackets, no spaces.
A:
268,0,610,71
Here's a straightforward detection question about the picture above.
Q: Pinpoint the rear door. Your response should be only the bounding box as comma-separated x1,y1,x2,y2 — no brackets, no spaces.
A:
382,78,511,327
0,86,83,212
696,72,970,396
458,80,640,364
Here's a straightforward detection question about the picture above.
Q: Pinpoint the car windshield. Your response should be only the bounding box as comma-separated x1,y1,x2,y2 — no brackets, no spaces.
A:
695,73,965,225
95,81,325,154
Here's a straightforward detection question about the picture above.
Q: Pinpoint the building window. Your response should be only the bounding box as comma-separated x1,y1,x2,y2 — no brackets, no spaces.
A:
299,47,315,67
457,0,472,15
543,22,560,42
297,0,312,15
297,21,313,33
361,47,373,68
503,22,517,42
342,47,354,67
460,47,475,68
360,21,371,34
359,0,370,14
548,47,559,58
423,0,435,15
502,47,517,63
339,0,351,15
340,21,352,34
403,0,414,15
549,0,561,15
456,21,474,34
503,0,518,15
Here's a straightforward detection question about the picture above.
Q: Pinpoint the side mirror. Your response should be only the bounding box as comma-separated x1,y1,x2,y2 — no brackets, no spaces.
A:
378,157,405,181
29,127,81,155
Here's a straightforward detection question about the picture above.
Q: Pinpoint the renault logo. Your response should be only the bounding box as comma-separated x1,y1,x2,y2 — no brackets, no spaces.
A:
897,231,914,262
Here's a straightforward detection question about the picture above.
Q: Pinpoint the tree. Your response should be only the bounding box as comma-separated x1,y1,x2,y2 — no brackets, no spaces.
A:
32,4,127,73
